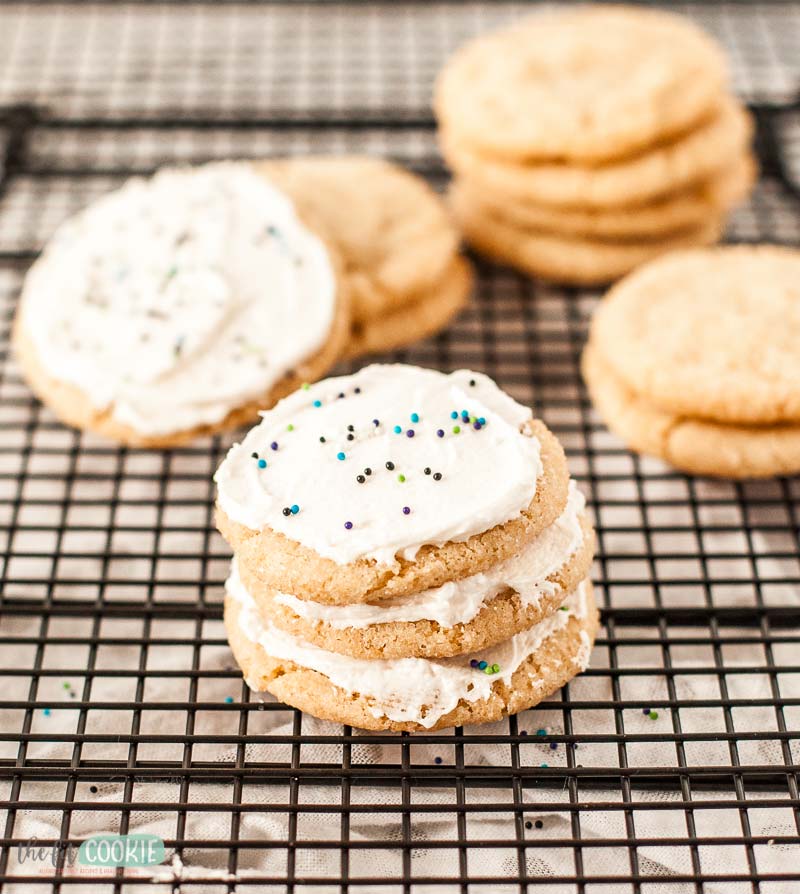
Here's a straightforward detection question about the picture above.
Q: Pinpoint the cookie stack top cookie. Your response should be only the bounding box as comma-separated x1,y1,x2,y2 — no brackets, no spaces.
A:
583,246,800,478
215,364,598,731
436,6,755,285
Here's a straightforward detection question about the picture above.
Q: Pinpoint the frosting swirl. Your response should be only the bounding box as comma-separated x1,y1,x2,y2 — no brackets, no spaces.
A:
20,162,336,436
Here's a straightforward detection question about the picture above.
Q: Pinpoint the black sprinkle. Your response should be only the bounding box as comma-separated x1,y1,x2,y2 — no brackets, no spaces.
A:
469,379,476,386
319,436,326,443
433,472,442,481
424,468,431,475
364,468,372,475
525,821,532,830
535,820,543,829
251,452,259,459
347,425,355,432
282,507,292,516
385,461,395,471
347,433,354,441
356,475,366,484
354,387,361,394
90,786,98,794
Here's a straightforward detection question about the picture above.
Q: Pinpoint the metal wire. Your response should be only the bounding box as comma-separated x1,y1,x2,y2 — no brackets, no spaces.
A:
0,2,798,892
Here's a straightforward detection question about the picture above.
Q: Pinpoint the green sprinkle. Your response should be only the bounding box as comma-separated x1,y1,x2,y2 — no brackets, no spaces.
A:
559,605,569,611
62,682,71,690
301,383,310,391
398,474,406,483
483,667,493,675
649,710,659,720
452,425,461,434
491,664,500,673
287,424,294,432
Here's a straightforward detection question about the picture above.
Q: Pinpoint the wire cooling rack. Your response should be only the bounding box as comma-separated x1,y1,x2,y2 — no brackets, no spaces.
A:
0,2,799,892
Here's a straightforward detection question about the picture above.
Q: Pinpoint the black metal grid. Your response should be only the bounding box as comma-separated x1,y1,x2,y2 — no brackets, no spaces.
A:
0,2,799,892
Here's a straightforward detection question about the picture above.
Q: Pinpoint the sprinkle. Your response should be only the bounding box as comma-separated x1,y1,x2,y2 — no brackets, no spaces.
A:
63,682,71,690
385,461,395,470
364,468,372,476
549,742,557,750
251,452,259,459
313,400,321,408
483,666,493,675
398,474,406,483
450,411,458,419
43,708,51,716
649,710,659,720
356,475,366,484
347,434,354,441
469,379,476,387
433,472,442,481
559,606,569,612
319,436,326,443
410,413,420,423
536,728,547,737
393,425,402,434
491,664,500,673
287,424,294,432
406,429,415,438
373,419,380,427
338,392,345,399
337,452,346,461
424,468,431,475
282,507,292,516
224,696,234,704
270,442,278,451
525,821,533,830
540,763,548,769
301,383,310,391
473,421,482,430
347,425,355,432
642,708,650,715
344,521,353,530
452,426,461,434
257,459,267,469
436,429,445,438
402,506,411,515
470,660,479,668
520,730,528,736
290,504,299,515
535,820,543,829
354,387,361,394
434,756,443,765
478,661,488,670
90,786,98,794
478,417,486,425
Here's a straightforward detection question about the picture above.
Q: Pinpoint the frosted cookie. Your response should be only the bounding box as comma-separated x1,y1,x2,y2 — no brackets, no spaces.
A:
588,246,800,424
435,6,728,163
582,344,800,479
13,162,350,447
451,189,722,286
452,155,755,241
344,256,471,358
257,156,462,323
440,98,752,210
215,365,570,605
239,483,595,659
225,565,599,731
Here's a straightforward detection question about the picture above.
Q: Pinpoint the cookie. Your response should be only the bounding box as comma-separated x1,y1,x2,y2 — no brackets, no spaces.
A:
215,365,570,605
435,6,728,163
13,162,351,448
450,188,723,286
452,154,755,242
582,343,800,479
441,97,752,210
589,246,800,424
344,255,471,358
238,484,595,659
225,570,599,732
257,156,461,323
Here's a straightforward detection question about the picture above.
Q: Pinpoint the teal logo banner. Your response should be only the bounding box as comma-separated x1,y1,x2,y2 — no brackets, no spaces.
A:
78,834,165,867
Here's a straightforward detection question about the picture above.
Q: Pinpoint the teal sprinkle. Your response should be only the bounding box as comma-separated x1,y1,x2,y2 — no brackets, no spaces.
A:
43,708,51,716
478,417,486,425
478,660,488,670
290,504,299,515
536,728,547,736
224,696,234,704
540,763,548,768
393,425,402,434
313,400,322,408
337,452,346,461
410,413,420,423
450,411,458,419
258,459,267,469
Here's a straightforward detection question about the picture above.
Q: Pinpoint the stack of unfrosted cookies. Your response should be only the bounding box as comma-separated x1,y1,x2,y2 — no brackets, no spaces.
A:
215,364,598,731
583,246,800,479
436,6,756,286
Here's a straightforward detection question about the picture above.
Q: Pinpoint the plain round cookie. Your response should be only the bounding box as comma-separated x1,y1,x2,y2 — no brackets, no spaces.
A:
238,512,594,660
582,343,800,478
434,6,728,163
451,189,723,286
345,255,472,358
224,582,599,731
590,246,800,425
217,418,570,605
441,98,751,210
452,154,754,242
12,213,351,449
257,156,460,323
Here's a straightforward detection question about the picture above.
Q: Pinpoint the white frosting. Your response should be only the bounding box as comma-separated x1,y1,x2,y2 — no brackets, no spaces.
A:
215,365,541,565
21,163,336,436
228,561,591,728
274,482,585,628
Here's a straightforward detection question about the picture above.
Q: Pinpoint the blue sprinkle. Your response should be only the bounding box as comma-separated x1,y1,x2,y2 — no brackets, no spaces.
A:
313,400,322,408
470,659,479,668
520,730,528,736
473,421,482,430
434,756,443,765
224,696,234,704
270,442,278,451
257,459,267,469
337,452,346,461
643,708,651,715
549,742,557,750
406,429,415,438
290,504,299,515
436,429,445,438
410,413,420,423
373,419,380,427
393,425,402,434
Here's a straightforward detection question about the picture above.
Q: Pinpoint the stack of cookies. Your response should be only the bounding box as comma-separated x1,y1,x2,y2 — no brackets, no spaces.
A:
436,6,756,286
259,157,472,357
215,364,598,731
583,246,800,479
